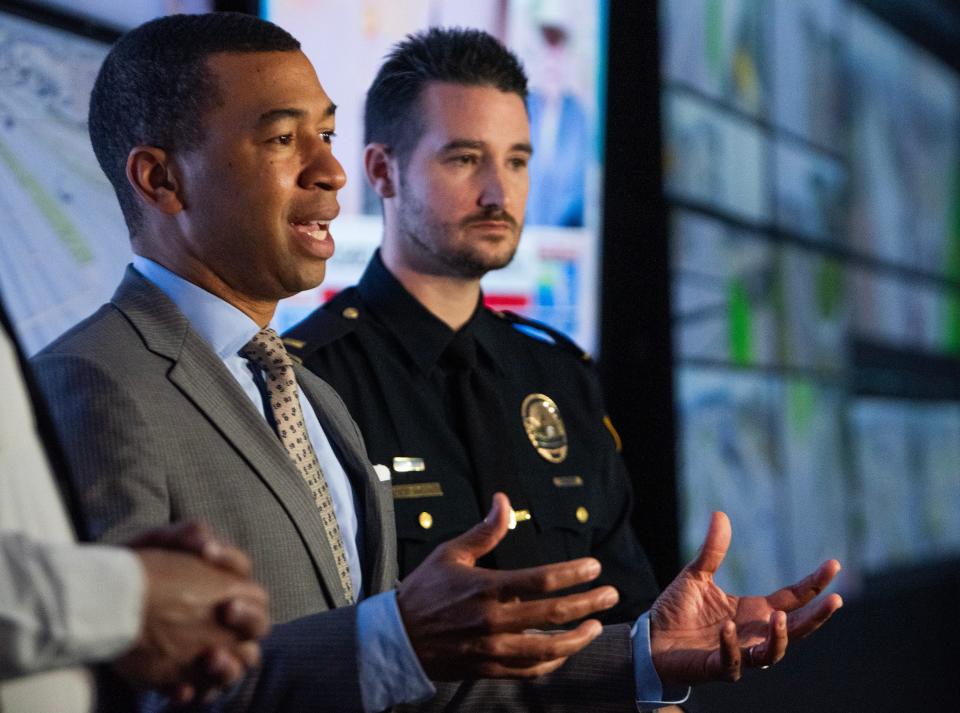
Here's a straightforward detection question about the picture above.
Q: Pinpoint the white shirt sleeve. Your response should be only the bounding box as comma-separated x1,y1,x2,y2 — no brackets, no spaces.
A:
0,533,144,678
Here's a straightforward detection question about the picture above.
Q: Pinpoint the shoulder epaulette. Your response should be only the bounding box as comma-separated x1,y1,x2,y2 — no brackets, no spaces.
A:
282,287,363,360
492,309,593,364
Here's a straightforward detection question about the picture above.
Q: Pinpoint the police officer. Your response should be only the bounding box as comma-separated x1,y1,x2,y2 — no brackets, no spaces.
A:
285,27,660,624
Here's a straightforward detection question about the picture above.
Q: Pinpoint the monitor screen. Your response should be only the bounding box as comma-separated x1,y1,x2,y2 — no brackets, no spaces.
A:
263,0,608,351
0,9,127,354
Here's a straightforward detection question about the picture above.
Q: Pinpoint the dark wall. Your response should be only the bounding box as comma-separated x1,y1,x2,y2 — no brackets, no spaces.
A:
600,0,680,588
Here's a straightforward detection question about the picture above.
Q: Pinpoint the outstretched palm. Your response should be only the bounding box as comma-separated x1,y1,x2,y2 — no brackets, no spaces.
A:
650,512,843,686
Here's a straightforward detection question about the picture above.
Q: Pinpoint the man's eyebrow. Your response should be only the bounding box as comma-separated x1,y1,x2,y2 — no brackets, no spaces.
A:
440,139,484,152
255,102,337,127
439,139,533,154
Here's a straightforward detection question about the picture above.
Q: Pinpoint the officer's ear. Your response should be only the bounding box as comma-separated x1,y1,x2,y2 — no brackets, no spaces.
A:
126,145,185,216
364,143,396,199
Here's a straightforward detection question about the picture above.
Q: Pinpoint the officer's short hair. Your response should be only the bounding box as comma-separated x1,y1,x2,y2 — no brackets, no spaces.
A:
364,27,528,166
89,12,300,235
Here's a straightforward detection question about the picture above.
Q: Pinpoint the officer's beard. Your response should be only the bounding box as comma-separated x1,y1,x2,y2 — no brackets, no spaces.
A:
395,188,522,280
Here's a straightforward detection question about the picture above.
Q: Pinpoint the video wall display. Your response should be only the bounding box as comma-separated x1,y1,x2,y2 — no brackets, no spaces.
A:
663,0,960,593
0,1,607,355
263,0,607,350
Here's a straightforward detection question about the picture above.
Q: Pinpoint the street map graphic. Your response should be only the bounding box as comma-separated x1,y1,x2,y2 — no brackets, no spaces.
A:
0,12,132,354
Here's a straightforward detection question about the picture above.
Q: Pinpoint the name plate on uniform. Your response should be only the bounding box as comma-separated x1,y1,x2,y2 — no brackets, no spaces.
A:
393,456,426,473
552,475,584,488
392,482,444,499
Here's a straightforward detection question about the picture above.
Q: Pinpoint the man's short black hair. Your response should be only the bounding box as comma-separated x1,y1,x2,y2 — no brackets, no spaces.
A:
88,12,300,234
364,27,528,165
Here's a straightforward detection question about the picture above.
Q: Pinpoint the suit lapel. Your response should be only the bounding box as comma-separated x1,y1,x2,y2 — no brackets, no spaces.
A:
297,366,396,594
111,268,351,607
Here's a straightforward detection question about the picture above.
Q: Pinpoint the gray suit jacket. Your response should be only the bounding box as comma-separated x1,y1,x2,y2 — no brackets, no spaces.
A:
32,267,638,713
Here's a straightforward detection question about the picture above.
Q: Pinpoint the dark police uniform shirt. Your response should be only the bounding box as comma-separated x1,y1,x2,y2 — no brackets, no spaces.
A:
284,252,660,623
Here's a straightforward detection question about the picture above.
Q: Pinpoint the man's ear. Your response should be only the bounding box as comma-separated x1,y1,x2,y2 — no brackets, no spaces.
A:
364,143,396,199
125,146,184,216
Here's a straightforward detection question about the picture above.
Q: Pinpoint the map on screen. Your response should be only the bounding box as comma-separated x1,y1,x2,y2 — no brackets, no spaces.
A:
0,12,130,354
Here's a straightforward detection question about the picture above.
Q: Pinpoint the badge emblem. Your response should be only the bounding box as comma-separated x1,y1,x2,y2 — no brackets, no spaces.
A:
521,393,568,463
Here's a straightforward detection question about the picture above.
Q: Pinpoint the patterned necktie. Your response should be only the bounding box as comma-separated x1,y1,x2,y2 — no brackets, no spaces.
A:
242,327,354,603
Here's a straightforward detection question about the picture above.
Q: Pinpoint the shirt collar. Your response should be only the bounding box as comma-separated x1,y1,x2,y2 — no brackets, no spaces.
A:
358,250,493,376
132,256,261,359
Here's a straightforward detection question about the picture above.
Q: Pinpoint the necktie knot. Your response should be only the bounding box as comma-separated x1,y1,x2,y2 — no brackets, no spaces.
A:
242,328,292,373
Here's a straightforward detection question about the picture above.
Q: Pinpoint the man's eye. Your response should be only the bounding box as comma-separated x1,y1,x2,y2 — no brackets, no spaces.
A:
321,130,337,144
451,154,478,165
271,134,294,145
509,157,529,169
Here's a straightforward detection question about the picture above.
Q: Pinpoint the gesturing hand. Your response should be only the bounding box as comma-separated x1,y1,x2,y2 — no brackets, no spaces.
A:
650,512,843,686
397,493,620,680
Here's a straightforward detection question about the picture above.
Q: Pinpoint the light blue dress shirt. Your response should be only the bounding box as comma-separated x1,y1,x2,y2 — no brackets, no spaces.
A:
132,257,434,711
132,256,687,712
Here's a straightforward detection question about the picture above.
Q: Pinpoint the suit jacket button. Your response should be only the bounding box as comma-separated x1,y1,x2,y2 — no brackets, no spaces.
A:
418,511,434,529
575,506,589,524
342,307,360,319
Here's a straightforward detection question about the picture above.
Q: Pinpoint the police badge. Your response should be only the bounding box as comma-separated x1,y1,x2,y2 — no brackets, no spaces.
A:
521,393,568,463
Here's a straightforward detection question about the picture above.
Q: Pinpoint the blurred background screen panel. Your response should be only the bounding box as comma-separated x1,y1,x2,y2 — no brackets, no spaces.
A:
0,0,213,354
0,8,127,354
662,0,960,597
262,0,608,353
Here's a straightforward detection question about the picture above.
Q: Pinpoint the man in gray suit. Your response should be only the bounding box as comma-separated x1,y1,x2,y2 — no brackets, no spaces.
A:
1,300,270,711
32,12,842,712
